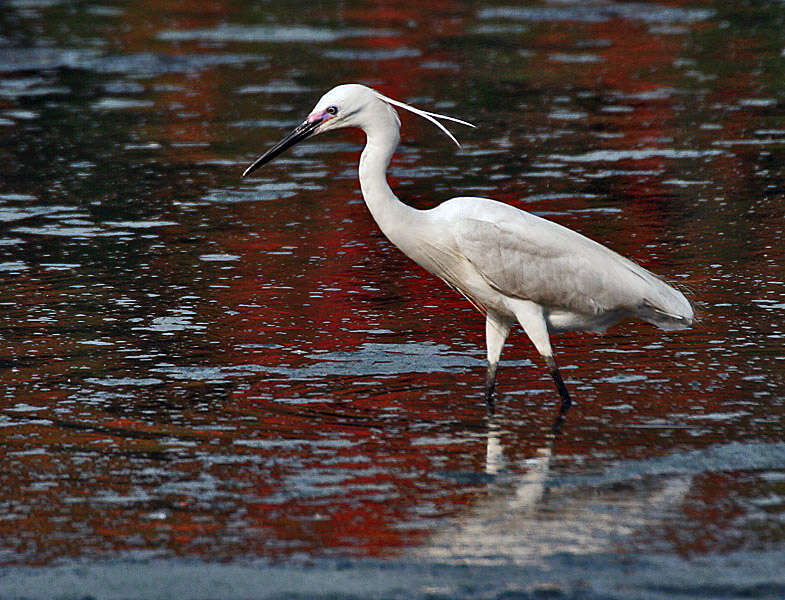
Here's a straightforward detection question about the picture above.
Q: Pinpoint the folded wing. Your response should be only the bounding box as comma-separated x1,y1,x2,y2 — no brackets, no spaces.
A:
446,198,692,330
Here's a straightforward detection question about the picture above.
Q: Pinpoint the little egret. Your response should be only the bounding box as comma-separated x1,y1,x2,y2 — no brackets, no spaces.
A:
243,84,693,416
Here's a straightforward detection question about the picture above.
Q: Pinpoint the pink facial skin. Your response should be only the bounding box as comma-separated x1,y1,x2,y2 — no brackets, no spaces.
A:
307,110,332,124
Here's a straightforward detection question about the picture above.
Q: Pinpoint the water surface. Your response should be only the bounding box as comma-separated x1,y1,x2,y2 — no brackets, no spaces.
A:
1,0,785,598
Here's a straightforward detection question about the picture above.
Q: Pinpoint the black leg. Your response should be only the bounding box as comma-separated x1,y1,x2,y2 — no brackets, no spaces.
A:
544,355,572,416
484,363,497,414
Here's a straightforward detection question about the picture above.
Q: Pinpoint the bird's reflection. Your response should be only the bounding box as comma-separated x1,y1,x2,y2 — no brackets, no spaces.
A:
483,418,505,476
418,413,691,565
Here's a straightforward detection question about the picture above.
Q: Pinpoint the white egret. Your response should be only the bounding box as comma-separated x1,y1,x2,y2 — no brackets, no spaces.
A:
243,84,693,417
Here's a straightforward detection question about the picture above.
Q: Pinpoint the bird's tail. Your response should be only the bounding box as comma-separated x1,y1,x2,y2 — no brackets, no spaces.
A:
637,294,694,331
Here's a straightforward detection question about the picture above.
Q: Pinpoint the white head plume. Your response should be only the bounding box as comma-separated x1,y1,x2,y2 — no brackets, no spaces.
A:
371,90,476,147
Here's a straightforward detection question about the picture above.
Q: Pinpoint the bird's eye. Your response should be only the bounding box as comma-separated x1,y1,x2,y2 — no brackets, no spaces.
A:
326,105,338,115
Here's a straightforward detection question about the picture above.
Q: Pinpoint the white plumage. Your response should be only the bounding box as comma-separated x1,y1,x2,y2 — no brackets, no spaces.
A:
243,84,693,417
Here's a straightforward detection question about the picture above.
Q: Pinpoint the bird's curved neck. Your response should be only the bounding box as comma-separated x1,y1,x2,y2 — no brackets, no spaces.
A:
358,122,416,241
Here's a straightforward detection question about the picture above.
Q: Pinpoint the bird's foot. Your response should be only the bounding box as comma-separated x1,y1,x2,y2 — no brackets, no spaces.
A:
483,364,498,414
550,395,574,434
484,385,496,415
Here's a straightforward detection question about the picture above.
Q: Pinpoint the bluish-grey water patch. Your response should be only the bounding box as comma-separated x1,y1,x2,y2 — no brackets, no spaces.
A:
151,342,495,382
593,441,785,484
0,261,29,272
0,48,268,75
91,98,155,110
236,81,313,94
0,76,69,98
85,377,164,387
104,220,178,229
0,205,74,223
551,149,726,162
157,25,399,44
1,551,783,600
478,4,715,25
204,181,326,203
321,48,422,61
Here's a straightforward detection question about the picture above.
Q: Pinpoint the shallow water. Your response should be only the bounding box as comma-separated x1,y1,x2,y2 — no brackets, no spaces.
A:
1,0,785,598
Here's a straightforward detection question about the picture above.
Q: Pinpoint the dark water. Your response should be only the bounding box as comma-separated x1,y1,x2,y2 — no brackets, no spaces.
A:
1,1,785,598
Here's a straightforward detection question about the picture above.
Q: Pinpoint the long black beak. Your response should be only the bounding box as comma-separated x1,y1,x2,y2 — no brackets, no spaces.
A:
242,119,321,178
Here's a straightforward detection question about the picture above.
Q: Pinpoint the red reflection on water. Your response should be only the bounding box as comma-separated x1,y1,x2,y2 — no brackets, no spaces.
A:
1,0,785,569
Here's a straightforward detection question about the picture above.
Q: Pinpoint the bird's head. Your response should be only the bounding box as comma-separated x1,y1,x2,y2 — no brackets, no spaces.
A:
242,83,474,178
305,84,392,135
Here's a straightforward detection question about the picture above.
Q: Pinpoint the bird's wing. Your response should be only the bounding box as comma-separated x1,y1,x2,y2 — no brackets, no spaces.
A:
448,199,660,317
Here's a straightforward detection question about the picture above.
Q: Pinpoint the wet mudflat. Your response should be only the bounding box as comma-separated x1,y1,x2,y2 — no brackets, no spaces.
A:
1,1,785,598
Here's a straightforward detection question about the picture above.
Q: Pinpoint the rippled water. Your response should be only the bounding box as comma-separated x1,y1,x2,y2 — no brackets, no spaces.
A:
1,1,785,598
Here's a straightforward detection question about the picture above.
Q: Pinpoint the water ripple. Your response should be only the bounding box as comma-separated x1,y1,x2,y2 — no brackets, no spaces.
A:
157,25,399,44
